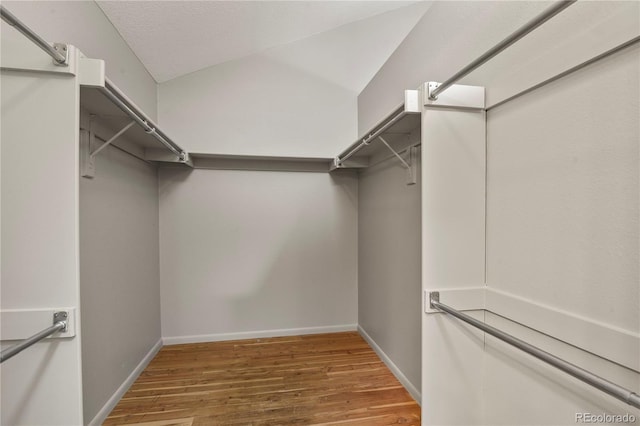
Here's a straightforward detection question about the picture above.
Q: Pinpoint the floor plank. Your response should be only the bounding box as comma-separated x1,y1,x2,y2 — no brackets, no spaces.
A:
103,332,420,425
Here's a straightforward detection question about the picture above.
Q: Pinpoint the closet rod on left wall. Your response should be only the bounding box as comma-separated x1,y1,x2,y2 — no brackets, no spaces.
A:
1,5,190,163
101,78,189,162
0,312,68,364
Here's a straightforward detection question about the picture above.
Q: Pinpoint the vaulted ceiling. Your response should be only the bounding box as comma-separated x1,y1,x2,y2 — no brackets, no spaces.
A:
96,1,429,89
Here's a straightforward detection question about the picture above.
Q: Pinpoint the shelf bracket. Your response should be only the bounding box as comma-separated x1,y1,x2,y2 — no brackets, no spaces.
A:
81,117,135,178
80,128,93,178
378,136,416,185
407,145,418,185
90,120,135,158
51,43,69,66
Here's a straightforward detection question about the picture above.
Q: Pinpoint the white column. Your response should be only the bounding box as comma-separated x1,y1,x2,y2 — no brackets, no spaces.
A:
420,83,486,425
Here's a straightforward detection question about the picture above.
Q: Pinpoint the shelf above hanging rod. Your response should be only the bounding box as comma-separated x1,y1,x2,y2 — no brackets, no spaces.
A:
428,291,640,410
1,5,191,170
102,77,188,162
332,90,421,170
80,78,192,168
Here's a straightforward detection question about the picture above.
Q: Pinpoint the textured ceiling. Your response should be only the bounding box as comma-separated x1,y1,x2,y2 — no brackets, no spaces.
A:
96,1,422,83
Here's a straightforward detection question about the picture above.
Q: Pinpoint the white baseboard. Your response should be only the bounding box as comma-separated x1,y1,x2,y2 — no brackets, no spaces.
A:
357,325,421,404
162,324,358,346
89,338,163,426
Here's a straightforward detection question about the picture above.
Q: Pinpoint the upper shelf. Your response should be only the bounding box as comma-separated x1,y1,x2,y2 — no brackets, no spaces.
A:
79,56,421,173
188,153,333,172
80,87,170,151
331,90,421,170
78,57,190,166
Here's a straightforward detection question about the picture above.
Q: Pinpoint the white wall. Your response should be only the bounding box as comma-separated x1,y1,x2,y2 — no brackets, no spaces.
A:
486,46,639,333
159,168,358,343
358,1,549,135
484,44,639,424
358,1,639,425
1,35,83,425
421,105,487,425
357,151,422,399
158,52,357,158
157,2,430,158
2,4,161,423
2,0,158,119
79,142,162,424
155,7,430,348
359,1,639,133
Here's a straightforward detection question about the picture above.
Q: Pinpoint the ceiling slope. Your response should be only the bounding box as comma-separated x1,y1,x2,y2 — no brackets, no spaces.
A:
97,1,425,83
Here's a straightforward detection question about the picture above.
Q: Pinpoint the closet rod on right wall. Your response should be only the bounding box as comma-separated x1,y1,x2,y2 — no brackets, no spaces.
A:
427,0,576,100
429,293,640,409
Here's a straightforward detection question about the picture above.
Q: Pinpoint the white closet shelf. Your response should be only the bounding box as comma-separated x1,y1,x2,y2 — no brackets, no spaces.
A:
331,90,421,171
79,76,191,168
79,54,421,174
188,153,334,173
80,81,336,173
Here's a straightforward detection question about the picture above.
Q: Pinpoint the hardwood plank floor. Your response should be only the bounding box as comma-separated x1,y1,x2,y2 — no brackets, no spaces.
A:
103,332,420,425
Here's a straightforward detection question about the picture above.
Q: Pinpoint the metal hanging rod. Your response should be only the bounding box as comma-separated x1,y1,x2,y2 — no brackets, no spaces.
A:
0,5,68,66
102,78,188,161
429,292,640,409
334,90,420,169
487,35,640,111
1,6,188,162
0,312,68,364
336,107,409,167
428,0,576,100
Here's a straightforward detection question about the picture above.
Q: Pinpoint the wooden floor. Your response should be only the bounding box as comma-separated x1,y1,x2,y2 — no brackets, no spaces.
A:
104,332,420,425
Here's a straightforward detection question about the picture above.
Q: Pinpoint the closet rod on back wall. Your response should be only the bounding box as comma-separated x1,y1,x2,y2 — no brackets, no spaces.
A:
427,0,576,100
429,292,640,410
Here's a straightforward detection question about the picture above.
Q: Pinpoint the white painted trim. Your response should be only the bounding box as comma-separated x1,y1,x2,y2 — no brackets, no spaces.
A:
424,286,486,313
162,324,358,346
0,32,78,75
423,82,485,110
485,288,640,373
78,56,105,88
0,307,77,339
88,339,163,426
357,325,421,404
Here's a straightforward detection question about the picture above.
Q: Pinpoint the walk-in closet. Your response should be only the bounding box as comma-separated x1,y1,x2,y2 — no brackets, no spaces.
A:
1,1,639,425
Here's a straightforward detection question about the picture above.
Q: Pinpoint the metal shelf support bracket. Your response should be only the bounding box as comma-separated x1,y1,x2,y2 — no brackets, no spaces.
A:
90,120,136,158
378,136,416,185
81,117,135,178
